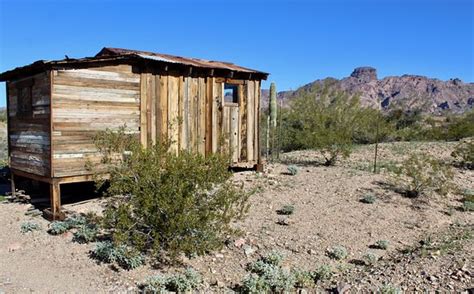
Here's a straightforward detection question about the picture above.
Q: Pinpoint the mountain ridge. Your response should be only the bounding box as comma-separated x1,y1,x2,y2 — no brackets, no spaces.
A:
262,67,474,115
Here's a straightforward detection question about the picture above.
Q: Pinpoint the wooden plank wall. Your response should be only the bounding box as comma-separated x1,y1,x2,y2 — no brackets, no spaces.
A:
8,72,51,176
51,65,140,177
140,74,260,166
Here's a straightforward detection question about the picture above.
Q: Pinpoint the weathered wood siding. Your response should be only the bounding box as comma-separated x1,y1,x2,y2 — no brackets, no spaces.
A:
8,72,51,176
140,73,260,166
51,65,140,177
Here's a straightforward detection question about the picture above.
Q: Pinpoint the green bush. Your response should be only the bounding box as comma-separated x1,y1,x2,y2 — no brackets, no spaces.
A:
91,241,144,270
395,153,453,197
140,268,202,292
241,252,332,292
91,128,250,262
326,245,348,260
311,264,333,282
20,222,40,233
374,240,389,250
285,84,365,166
287,165,299,176
277,205,295,215
451,138,474,169
362,252,378,265
360,194,376,204
73,224,98,244
48,221,69,235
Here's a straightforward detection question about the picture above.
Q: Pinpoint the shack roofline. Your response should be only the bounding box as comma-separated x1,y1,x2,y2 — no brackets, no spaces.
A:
0,47,269,81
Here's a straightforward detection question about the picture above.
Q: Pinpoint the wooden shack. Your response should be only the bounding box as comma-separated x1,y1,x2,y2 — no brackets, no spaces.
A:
0,47,268,218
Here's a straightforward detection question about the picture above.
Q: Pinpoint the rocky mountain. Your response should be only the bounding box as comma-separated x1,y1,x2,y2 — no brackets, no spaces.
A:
262,67,474,115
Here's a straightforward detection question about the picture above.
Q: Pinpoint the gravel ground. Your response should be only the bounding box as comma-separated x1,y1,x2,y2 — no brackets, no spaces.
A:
0,141,472,293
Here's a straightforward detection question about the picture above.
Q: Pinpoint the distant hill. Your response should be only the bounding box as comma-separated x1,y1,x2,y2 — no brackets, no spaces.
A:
262,67,474,115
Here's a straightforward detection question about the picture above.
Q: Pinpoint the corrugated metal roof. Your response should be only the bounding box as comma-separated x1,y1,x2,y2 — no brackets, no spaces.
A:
96,47,268,75
0,48,268,81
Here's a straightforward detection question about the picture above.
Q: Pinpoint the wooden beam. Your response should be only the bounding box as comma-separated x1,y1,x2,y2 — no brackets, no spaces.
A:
49,180,61,220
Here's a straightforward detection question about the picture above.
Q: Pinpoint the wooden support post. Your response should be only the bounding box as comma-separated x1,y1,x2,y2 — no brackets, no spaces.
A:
49,180,63,220
10,173,16,197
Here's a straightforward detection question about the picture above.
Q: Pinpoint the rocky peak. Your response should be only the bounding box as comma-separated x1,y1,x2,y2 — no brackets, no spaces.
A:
350,67,377,83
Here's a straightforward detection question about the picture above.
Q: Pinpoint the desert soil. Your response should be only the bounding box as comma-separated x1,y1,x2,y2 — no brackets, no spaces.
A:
0,141,473,293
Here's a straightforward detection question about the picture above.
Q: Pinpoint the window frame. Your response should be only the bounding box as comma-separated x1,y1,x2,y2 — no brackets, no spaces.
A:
223,83,239,106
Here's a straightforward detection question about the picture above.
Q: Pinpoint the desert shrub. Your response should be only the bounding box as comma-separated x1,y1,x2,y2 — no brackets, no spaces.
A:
277,205,295,215
241,253,332,292
287,165,298,176
91,128,249,262
360,194,376,204
91,241,144,270
326,245,348,260
140,268,202,292
73,224,98,244
20,221,40,233
395,153,453,197
48,221,69,235
451,138,474,169
374,240,389,250
65,215,87,228
286,84,365,166
379,284,402,294
292,269,314,288
362,252,378,265
311,264,333,282
462,201,474,212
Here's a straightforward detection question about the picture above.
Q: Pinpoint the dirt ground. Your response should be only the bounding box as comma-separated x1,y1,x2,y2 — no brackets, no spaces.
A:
0,141,473,293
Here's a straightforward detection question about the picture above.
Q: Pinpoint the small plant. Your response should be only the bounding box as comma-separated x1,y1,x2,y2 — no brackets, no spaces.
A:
360,194,376,204
326,245,348,260
73,224,98,244
287,165,299,176
65,215,87,228
395,153,454,197
373,240,389,250
463,200,474,212
362,252,378,265
140,268,202,293
262,251,284,266
90,241,144,270
379,283,402,294
277,205,295,215
242,252,295,293
48,221,69,235
20,221,40,233
311,264,332,282
451,138,474,169
292,269,314,288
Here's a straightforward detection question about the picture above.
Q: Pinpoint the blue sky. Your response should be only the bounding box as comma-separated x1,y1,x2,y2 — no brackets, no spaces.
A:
0,0,473,107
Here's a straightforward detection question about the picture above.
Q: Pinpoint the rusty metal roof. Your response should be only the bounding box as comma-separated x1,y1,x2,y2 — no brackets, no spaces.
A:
96,47,268,75
0,47,268,81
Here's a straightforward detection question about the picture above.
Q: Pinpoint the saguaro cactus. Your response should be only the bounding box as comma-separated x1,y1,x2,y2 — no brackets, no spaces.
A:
269,82,277,128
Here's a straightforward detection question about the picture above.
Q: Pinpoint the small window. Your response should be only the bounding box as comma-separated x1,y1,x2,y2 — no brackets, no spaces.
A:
224,84,239,104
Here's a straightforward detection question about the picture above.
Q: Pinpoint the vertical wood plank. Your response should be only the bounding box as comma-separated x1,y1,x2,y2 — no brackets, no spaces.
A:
230,106,239,162
205,77,213,156
158,75,168,141
178,77,184,150
168,76,179,153
146,73,153,146
181,77,190,151
150,74,156,145
198,77,206,155
140,73,148,146
240,83,247,161
211,78,218,153
189,78,198,152
155,75,161,143
246,81,255,161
